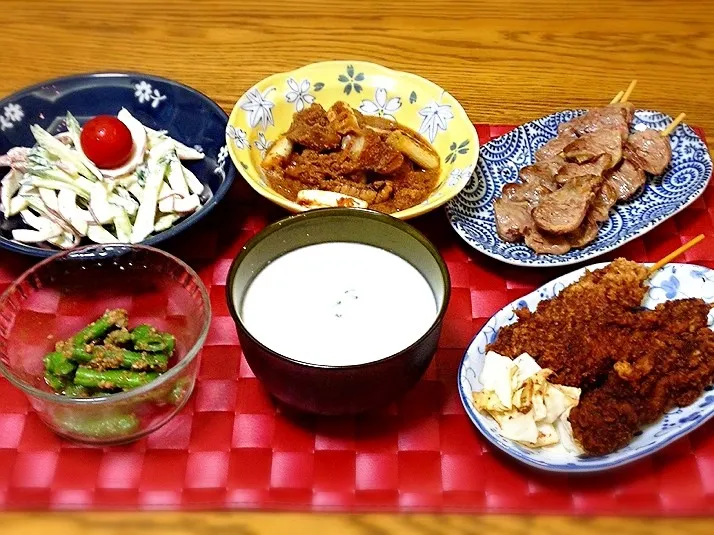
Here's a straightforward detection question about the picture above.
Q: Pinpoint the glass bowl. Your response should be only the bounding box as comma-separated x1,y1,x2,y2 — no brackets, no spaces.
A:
0,244,210,444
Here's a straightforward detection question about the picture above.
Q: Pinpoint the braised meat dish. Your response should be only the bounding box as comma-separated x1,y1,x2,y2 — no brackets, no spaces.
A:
487,258,714,456
261,102,441,213
494,102,673,255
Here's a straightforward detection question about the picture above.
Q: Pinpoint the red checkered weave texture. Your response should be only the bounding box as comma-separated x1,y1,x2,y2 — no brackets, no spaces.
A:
0,124,713,514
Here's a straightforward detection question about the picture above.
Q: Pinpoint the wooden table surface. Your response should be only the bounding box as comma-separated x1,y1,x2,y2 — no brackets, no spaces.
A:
2,0,714,533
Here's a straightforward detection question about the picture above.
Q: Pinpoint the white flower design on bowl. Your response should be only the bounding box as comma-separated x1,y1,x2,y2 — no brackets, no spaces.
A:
133,81,167,108
254,132,272,156
3,103,24,123
134,81,152,102
0,102,24,130
226,125,249,150
240,88,275,130
418,101,454,143
285,78,316,112
359,88,402,121
447,167,473,187
214,145,229,178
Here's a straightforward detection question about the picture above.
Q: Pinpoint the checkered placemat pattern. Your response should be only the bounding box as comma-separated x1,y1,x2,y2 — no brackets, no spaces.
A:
0,124,712,514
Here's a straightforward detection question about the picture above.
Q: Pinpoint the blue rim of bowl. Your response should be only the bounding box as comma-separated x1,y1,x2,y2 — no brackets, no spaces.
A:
0,71,236,258
0,243,212,405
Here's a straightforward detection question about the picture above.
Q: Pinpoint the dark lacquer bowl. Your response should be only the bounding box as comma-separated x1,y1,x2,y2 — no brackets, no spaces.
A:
226,207,450,415
0,72,236,257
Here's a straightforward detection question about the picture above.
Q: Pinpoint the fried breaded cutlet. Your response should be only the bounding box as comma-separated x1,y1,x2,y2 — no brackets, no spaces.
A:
570,299,714,455
488,258,650,389
486,258,714,456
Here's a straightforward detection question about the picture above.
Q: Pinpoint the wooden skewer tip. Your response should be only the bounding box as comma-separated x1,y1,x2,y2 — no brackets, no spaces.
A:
661,112,687,137
610,90,624,105
621,79,638,103
648,233,705,275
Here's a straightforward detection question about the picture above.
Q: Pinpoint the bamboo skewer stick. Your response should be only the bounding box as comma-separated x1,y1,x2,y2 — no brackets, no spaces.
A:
661,112,687,137
620,80,638,103
648,234,705,275
597,86,693,275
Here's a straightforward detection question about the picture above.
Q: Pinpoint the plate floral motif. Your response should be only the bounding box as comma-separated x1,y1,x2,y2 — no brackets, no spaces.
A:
0,103,23,130
285,78,316,112
338,64,364,95
226,125,248,150
445,110,712,266
254,133,271,156
133,81,167,109
214,146,229,179
418,100,454,143
226,61,480,220
458,261,714,473
359,88,402,121
240,88,275,130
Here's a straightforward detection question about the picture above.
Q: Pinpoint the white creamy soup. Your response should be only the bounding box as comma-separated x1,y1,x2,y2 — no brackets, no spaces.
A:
239,242,438,366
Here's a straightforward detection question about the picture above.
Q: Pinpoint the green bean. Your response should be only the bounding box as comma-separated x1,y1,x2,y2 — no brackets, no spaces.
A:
74,367,158,391
131,324,169,352
71,309,128,348
167,377,190,406
161,333,175,356
44,371,66,392
63,384,90,398
69,346,94,363
55,412,140,440
105,327,132,346
91,346,169,372
43,351,77,377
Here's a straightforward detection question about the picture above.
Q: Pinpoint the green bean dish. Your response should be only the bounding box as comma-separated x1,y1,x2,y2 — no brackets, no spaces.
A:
44,308,175,397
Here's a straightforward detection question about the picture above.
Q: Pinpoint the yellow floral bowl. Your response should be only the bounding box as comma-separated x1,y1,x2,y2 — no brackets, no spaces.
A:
226,61,479,219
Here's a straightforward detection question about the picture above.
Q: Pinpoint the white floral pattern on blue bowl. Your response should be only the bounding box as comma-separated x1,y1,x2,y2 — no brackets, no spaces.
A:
458,262,714,473
445,110,712,267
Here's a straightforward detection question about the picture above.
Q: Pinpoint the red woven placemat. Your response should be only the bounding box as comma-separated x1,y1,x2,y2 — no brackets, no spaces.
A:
0,124,712,514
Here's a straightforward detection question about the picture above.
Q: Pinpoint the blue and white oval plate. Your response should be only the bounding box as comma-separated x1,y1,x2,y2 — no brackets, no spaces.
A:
458,261,714,473
445,110,712,267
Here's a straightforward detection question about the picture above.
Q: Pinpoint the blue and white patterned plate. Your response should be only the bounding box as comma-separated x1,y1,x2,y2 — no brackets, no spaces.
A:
0,72,236,258
445,110,712,267
459,261,714,473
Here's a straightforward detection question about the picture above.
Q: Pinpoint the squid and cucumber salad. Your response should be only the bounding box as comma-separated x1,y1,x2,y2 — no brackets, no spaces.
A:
0,109,209,249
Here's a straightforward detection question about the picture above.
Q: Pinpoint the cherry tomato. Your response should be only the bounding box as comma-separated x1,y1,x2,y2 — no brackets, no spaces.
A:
80,115,134,169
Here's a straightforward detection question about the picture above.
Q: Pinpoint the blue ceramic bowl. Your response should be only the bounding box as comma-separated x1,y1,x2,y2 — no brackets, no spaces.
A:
0,72,236,257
